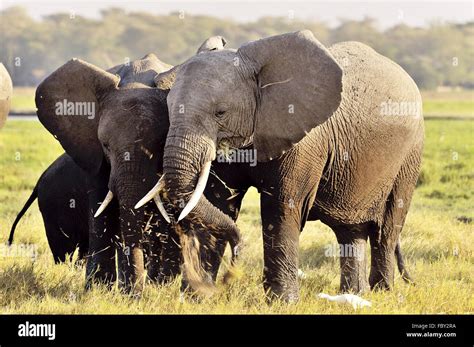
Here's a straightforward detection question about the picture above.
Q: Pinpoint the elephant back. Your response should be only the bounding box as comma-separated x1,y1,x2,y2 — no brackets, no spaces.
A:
329,41,423,137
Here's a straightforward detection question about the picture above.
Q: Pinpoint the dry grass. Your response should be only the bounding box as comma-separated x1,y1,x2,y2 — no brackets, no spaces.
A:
0,118,472,314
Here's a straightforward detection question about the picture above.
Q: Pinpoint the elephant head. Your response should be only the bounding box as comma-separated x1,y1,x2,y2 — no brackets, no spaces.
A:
0,63,13,129
138,30,343,273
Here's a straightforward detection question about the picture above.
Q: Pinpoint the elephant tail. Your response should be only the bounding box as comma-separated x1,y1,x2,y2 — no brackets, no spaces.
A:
395,241,414,285
8,184,38,245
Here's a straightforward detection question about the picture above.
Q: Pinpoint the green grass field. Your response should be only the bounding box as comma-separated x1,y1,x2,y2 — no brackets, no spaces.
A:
0,116,472,314
10,88,474,118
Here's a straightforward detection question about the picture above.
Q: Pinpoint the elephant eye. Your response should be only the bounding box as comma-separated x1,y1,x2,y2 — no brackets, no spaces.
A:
215,110,226,118
103,143,110,151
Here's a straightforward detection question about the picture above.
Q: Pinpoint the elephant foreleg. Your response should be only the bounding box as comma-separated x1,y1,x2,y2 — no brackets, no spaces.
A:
85,189,119,289
260,195,301,303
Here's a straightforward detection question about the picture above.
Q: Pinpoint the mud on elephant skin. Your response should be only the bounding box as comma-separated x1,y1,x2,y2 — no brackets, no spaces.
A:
139,30,423,302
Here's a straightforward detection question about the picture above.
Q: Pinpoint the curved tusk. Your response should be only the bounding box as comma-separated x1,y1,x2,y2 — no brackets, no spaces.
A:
134,175,165,209
153,195,171,224
178,161,212,222
94,190,114,218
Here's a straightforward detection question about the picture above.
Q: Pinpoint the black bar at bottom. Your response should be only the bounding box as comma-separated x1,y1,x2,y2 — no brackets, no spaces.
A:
0,314,471,345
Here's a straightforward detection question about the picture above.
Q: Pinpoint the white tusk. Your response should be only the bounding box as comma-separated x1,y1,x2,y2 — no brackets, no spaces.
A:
153,194,171,224
94,190,114,218
178,161,212,222
134,175,165,209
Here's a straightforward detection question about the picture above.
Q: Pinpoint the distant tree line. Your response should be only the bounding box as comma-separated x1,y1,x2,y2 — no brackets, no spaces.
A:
1,6,473,89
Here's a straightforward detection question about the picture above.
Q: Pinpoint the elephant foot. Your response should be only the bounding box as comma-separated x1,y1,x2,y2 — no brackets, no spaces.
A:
369,271,394,291
85,272,116,291
340,276,369,294
263,280,299,303
85,257,117,290
147,271,180,286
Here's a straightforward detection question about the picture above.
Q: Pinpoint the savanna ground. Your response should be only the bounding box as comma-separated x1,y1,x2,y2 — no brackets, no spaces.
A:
0,89,472,314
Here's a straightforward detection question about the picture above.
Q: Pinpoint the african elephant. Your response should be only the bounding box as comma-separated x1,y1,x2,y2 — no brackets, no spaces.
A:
8,153,89,263
0,63,13,129
138,30,424,301
35,37,240,294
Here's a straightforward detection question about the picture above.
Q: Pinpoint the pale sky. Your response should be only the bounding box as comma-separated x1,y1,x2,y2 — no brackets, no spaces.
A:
1,0,473,28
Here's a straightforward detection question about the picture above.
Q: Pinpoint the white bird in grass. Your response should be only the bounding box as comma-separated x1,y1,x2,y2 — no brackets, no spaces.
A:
317,293,372,310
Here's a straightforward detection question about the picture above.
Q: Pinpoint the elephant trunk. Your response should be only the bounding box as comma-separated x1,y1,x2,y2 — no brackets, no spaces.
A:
162,129,242,293
113,158,157,295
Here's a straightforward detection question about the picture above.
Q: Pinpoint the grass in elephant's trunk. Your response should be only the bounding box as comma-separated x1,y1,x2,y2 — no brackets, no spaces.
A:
175,222,217,297
174,219,244,298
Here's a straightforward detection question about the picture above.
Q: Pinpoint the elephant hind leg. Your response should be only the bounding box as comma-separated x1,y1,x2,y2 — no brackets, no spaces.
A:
332,223,372,294
369,150,421,290
44,221,74,264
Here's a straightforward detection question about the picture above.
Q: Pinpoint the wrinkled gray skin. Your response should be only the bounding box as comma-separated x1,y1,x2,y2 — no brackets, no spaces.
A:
35,37,238,295
8,153,90,263
0,63,13,129
153,30,424,301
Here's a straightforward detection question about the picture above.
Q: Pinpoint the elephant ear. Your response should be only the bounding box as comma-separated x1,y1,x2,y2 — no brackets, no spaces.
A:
155,36,228,90
154,65,178,91
238,30,343,161
36,59,120,173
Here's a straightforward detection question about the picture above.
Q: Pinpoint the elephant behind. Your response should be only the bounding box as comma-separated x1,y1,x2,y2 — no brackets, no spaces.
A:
0,63,13,129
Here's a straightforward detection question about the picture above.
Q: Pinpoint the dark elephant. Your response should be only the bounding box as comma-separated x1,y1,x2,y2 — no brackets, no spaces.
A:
0,63,13,129
35,38,239,294
8,153,89,263
138,31,423,301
